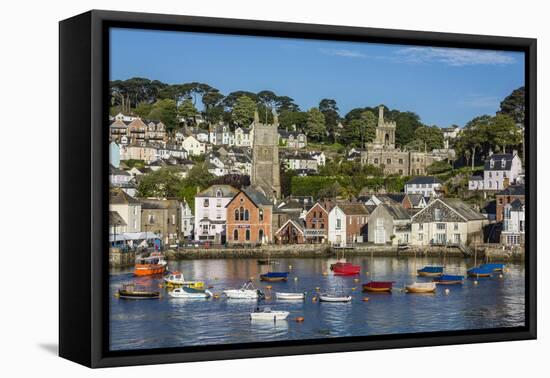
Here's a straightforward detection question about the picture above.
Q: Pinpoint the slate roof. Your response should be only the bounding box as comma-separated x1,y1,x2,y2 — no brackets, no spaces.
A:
243,188,272,206
440,198,486,221
406,176,442,185
196,185,239,198
110,189,139,204
497,184,525,196
509,198,525,211
109,211,127,226
276,217,305,235
484,153,515,171
109,164,131,176
378,203,411,220
338,203,370,216
406,193,425,207
140,198,179,210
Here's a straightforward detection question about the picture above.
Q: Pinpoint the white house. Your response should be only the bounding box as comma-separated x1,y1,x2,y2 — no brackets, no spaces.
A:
405,176,442,197
327,205,347,246
194,185,239,243
109,164,132,186
410,198,487,247
468,175,484,191
310,151,326,167
110,189,141,233
501,199,525,246
367,203,411,245
210,124,235,146
483,153,522,191
180,200,194,240
234,127,253,147
158,144,188,160
109,141,120,168
182,135,206,156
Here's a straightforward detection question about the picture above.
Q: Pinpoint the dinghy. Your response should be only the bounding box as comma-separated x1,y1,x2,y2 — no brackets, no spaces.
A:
331,262,360,276
118,284,160,299
276,292,305,301
168,286,213,299
260,271,289,282
467,266,493,278
434,274,464,285
134,252,167,276
163,271,204,288
362,281,394,293
224,281,265,299
319,293,352,302
405,282,437,293
250,307,289,321
479,263,505,272
417,266,444,277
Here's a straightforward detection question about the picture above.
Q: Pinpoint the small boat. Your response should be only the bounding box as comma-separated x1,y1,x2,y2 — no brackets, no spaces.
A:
362,281,394,293
417,266,444,277
224,281,265,300
467,266,493,278
405,282,437,293
260,272,289,282
331,262,360,276
134,252,167,276
250,307,289,321
434,274,464,285
118,284,160,299
319,292,352,302
276,292,305,300
257,259,279,265
163,272,204,288
479,263,505,272
168,286,213,299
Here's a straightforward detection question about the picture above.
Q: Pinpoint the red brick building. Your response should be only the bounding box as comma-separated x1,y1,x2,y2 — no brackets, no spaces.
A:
495,185,525,221
226,188,273,244
304,202,329,243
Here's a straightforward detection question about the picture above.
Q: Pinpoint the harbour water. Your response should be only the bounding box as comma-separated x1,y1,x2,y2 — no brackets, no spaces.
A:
109,256,525,351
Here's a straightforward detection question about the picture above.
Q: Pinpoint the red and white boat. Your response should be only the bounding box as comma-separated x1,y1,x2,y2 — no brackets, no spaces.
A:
134,252,167,276
331,262,360,276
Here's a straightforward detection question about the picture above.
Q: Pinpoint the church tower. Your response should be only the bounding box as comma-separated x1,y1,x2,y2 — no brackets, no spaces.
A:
374,106,396,148
251,110,281,200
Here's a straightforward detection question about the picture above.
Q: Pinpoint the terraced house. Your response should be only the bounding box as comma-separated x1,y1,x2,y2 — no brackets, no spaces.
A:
226,188,273,245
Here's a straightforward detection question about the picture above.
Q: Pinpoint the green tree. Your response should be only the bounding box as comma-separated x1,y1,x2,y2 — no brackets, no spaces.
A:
279,110,308,131
487,114,522,153
135,102,153,118
305,108,326,141
232,95,257,127
319,99,340,142
178,99,198,122
137,168,183,198
411,125,444,150
148,99,178,131
498,86,525,125
460,115,491,169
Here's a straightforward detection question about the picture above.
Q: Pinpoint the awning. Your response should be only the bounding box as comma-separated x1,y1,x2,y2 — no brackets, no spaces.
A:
109,231,160,242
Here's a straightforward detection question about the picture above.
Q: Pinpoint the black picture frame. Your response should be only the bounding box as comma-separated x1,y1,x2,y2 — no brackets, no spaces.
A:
59,9,537,368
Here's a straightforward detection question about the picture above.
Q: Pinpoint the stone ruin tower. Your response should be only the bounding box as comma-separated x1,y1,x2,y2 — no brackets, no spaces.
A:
251,110,281,201
374,105,396,148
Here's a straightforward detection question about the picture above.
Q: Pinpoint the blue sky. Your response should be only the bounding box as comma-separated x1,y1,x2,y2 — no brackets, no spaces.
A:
110,28,524,127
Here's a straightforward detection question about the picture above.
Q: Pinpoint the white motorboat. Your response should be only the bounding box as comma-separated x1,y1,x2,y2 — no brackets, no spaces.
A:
168,287,213,299
224,281,265,300
163,272,204,288
276,292,305,301
405,282,437,293
318,293,352,302
250,307,289,321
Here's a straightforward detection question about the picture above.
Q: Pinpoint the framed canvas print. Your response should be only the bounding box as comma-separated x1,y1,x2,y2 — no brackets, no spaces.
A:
59,10,536,368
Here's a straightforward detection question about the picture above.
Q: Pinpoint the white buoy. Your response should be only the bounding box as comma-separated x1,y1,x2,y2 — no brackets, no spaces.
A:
294,277,298,281
474,280,479,285
445,288,450,295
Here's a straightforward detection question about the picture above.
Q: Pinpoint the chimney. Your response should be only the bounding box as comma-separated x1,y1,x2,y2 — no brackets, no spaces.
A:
512,149,518,156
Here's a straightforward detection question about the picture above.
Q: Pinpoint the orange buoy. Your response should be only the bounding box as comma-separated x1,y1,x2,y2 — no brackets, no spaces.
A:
312,297,318,302
213,294,220,299
353,278,359,283
265,296,271,300
295,316,305,322
265,285,272,290
208,285,214,289
322,272,328,276
351,287,357,291
363,297,369,302
315,287,320,291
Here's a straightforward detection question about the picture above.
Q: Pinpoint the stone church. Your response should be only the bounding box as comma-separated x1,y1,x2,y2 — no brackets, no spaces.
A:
360,106,454,176
251,110,281,200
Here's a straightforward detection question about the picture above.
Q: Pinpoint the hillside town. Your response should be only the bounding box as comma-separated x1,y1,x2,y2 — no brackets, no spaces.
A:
109,103,525,263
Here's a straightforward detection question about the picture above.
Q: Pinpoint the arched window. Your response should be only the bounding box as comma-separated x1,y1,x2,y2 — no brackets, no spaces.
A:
239,206,244,221
258,209,263,221
234,209,239,221
384,133,390,145
245,229,250,241
259,229,264,242
233,229,239,241
216,189,222,198
244,209,250,221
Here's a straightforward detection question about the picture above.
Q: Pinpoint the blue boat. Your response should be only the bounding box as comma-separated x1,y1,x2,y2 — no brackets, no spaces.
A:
479,263,505,272
467,266,493,277
260,272,289,282
417,266,444,277
434,274,464,285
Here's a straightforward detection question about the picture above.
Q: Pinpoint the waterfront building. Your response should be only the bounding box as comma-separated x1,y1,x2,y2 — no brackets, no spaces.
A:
328,203,369,247
109,211,127,247
411,198,488,246
272,199,306,234
226,188,273,245
194,185,240,243
275,218,306,244
367,202,411,244
251,110,281,200
181,135,206,156
158,143,188,160
404,176,442,197
501,199,525,246
140,198,181,246
180,200,194,240
495,184,525,222
360,106,454,176
470,152,523,191
304,202,329,243
110,189,141,233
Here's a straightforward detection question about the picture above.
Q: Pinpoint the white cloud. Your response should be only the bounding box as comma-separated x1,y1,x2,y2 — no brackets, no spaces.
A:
319,48,366,58
395,47,516,66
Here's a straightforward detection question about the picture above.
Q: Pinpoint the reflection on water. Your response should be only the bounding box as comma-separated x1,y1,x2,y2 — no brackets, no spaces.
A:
110,256,525,351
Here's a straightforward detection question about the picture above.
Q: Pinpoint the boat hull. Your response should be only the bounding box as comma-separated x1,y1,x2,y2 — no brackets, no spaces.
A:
319,295,352,302
134,264,167,276
169,289,212,299
118,290,160,299
250,311,289,321
417,271,443,277
260,275,288,282
276,292,305,300
363,286,392,292
224,290,259,299
405,283,437,293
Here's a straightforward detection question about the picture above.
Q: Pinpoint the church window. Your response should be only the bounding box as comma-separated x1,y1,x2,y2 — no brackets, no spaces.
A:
239,206,245,221
387,158,391,164
233,229,239,241
234,209,239,221
244,209,250,221
374,158,379,164
399,159,403,164
245,229,251,241
259,209,264,221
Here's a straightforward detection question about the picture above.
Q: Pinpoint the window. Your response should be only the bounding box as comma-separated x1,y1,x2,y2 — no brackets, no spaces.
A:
244,209,250,221
490,160,495,168
216,210,222,220
387,158,391,164
313,211,317,219
234,209,239,221
233,229,239,241
216,199,222,207
418,233,423,241
239,206,244,221
172,214,176,225
398,169,403,175
434,208,442,221
336,219,342,230
501,159,506,168
436,223,446,230
148,214,155,224
259,229,264,241
320,223,325,229
418,223,423,231
259,209,264,221
399,159,403,164
520,221,525,232
245,229,250,241
374,158,379,164
203,199,209,207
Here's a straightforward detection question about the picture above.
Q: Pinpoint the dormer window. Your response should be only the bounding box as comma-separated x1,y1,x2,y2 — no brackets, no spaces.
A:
490,160,494,168
216,190,222,198
501,159,506,168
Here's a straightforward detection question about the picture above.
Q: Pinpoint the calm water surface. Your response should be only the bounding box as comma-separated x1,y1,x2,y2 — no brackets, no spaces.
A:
109,256,525,351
